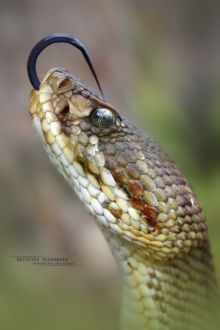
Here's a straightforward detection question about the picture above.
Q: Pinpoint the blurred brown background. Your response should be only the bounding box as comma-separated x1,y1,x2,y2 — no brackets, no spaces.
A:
0,1,219,329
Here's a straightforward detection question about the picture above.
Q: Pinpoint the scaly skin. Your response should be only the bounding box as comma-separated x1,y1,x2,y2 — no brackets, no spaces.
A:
28,68,217,329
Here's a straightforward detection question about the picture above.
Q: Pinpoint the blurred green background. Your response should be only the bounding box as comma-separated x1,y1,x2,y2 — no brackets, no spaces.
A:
0,1,219,329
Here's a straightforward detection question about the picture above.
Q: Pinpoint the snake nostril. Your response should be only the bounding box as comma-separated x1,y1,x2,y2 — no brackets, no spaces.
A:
58,78,72,89
61,105,70,115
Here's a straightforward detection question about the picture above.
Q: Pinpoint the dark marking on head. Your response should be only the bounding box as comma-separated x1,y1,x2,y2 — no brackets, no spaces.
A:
130,196,145,210
57,106,72,136
109,207,122,219
127,181,144,196
142,205,158,227
112,169,129,184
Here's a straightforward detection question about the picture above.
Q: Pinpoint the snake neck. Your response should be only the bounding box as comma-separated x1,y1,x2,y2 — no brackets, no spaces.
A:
103,229,216,330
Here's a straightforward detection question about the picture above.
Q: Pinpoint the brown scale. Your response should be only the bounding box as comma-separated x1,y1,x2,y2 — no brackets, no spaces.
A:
109,207,123,219
112,168,129,184
126,164,140,180
75,144,85,162
177,195,191,207
105,157,117,170
104,144,116,155
127,181,144,196
142,205,158,221
185,206,193,216
124,149,137,163
130,196,145,210
163,175,173,187
57,105,72,136
126,183,159,229
142,205,159,228
79,119,92,132
115,153,127,167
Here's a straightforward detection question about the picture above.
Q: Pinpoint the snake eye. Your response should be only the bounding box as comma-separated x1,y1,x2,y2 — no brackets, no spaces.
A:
90,108,116,128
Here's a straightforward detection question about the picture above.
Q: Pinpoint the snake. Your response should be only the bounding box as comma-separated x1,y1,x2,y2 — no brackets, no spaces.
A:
27,34,217,330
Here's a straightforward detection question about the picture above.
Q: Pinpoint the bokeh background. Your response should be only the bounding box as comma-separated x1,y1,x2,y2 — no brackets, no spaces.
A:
0,1,219,329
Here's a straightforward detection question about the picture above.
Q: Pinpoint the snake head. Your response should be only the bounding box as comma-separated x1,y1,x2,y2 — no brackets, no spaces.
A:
28,35,209,262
